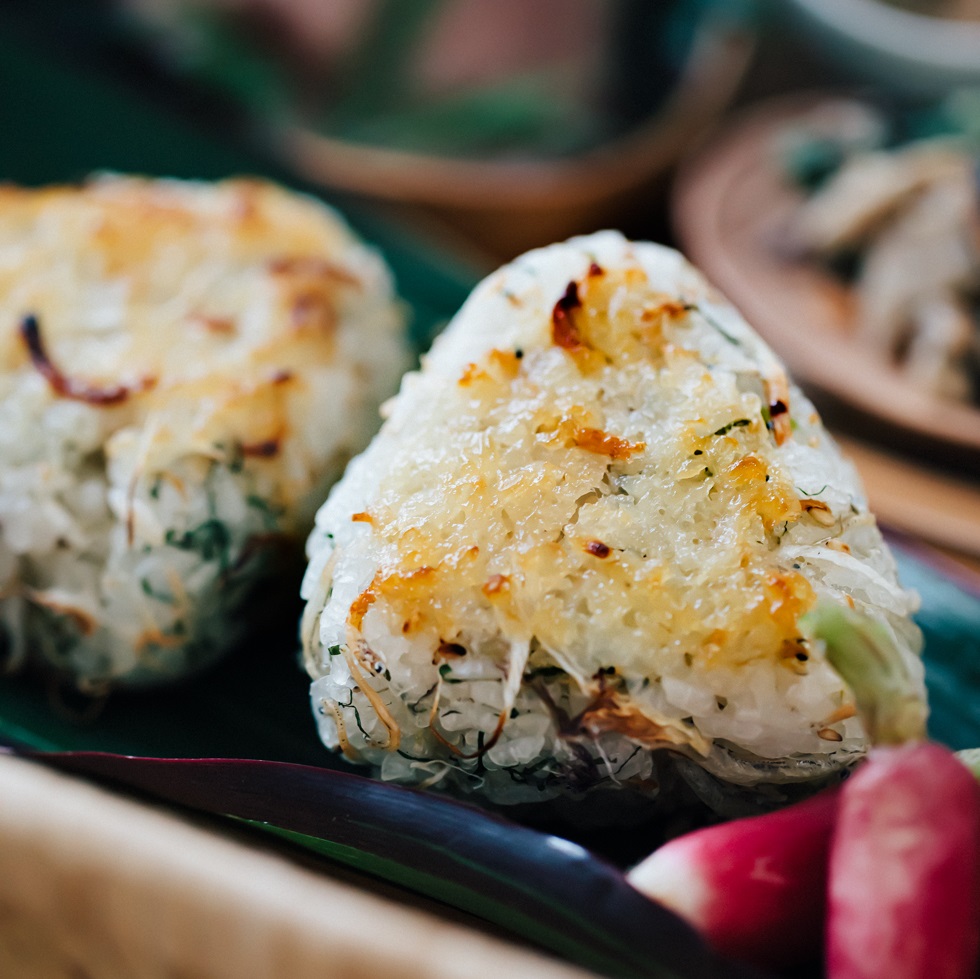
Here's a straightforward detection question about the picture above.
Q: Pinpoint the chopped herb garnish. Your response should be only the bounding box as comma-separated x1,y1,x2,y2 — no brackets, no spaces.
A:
247,494,284,530
688,304,741,346
139,577,176,604
439,663,463,683
475,730,486,773
165,519,232,570
351,705,373,740
611,745,643,778
228,448,245,473
713,418,751,436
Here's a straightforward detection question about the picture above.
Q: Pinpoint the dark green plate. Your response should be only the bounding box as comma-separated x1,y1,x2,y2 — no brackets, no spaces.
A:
0,9,978,978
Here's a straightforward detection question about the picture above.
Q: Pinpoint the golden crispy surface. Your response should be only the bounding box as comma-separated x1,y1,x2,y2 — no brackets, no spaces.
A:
337,264,816,678
0,176,393,511
303,233,923,802
0,176,406,684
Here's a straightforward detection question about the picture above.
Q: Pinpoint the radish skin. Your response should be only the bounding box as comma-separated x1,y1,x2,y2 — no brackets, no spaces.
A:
627,788,839,968
826,741,980,979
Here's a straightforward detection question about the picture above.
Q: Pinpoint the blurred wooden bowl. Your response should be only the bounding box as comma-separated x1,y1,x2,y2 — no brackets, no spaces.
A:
673,93,980,476
279,16,754,260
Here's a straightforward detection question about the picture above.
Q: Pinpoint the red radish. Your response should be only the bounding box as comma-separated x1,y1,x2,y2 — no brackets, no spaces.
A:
628,602,969,973
826,741,980,979
814,604,980,979
627,787,839,968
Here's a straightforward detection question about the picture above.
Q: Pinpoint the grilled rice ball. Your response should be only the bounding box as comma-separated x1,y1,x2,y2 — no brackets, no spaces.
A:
301,232,923,813
0,175,407,688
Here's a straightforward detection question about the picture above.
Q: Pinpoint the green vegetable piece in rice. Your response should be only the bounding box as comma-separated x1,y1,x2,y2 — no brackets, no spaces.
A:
0,176,408,687
301,232,923,815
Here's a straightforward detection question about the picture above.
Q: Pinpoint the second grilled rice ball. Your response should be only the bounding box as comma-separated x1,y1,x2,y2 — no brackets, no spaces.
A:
0,175,407,688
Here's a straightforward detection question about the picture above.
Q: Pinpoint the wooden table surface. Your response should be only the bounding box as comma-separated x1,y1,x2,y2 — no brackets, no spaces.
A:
0,755,594,979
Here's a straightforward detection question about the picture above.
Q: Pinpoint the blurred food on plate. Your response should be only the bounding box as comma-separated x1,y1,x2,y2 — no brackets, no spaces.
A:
114,0,755,256
672,93,980,482
780,95,980,406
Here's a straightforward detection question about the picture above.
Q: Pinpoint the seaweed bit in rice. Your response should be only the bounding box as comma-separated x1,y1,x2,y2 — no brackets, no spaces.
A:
302,231,923,814
0,176,407,688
